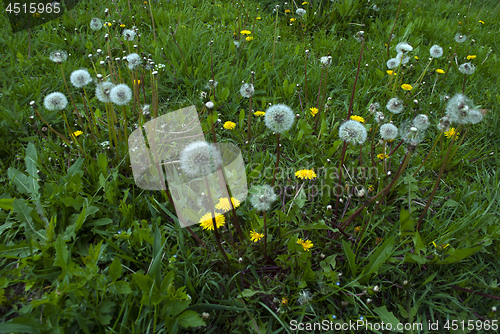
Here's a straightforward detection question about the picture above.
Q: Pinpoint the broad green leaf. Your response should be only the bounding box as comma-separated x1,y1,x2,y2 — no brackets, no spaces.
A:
109,257,122,282
373,306,403,333
109,281,132,295
97,153,108,174
436,246,482,264
53,235,68,270
8,167,35,195
177,310,206,328
342,240,357,276
361,236,395,278
0,198,15,211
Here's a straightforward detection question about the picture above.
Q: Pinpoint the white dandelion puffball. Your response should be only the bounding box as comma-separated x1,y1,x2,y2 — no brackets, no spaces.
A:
240,83,254,98
467,109,483,124
412,114,430,130
386,97,404,114
320,56,332,66
459,62,475,75
70,69,92,88
96,81,115,103
339,120,367,144
264,104,295,133
250,184,277,211
387,57,400,69
396,52,411,65
43,92,68,111
110,83,132,105
123,29,136,41
296,8,306,16
380,123,398,140
454,33,467,43
368,102,380,114
90,18,102,31
179,141,223,178
49,50,68,63
374,111,385,123
298,290,312,305
126,53,142,70
445,94,472,124
396,42,413,54
401,121,426,146
437,116,451,132
430,45,443,58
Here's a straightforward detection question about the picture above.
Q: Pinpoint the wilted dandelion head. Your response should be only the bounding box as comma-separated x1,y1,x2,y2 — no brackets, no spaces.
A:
396,52,410,65
264,104,295,133
430,45,443,58
320,56,332,66
458,62,475,75
179,141,223,178
126,53,142,70
412,114,430,130
296,8,306,16
49,50,68,63
437,116,451,132
90,18,102,31
109,83,132,105
297,290,312,305
467,109,483,124
354,31,365,42
142,104,151,118
374,111,385,123
123,29,136,41
43,92,68,111
386,57,400,69
445,93,474,124
400,120,425,146
70,69,92,88
249,184,277,211
386,97,404,114
368,102,380,114
396,42,413,54
380,123,398,140
96,81,115,103
240,83,254,98
454,33,467,43
339,120,367,144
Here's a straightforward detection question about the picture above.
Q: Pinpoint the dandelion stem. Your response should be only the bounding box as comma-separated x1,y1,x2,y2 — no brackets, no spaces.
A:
347,38,365,119
334,142,348,220
412,132,442,177
412,58,433,92
462,74,467,94
263,211,268,258
417,125,461,230
147,0,157,43
271,133,281,187
272,6,279,66
386,0,403,59
34,109,71,146
246,73,255,142
304,51,309,106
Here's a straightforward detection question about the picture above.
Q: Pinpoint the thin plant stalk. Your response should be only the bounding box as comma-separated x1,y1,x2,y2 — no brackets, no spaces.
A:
412,132,443,177
271,5,279,66
386,0,403,58
263,211,268,257
271,134,281,187
147,0,157,42
246,72,255,142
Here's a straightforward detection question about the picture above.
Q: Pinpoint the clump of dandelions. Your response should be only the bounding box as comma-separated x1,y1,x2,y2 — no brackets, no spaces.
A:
380,123,398,140
338,120,367,144
445,93,483,124
90,18,103,31
96,81,114,103
240,83,254,98
264,104,295,133
70,69,92,88
43,92,68,110
459,62,475,75
430,45,443,58
109,84,132,105
249,184,277,211
412,114,430,130
386,97,404,114
126,53,142,70
179,141,223,178
49,50,68,63
123,29,136,41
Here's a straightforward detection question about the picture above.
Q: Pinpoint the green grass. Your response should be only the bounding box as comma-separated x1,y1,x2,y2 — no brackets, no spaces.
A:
0,0,500,332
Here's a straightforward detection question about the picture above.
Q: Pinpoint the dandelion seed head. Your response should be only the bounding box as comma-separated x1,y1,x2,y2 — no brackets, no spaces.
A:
467,109,483,124
250,184,277,211
70,69,92,88
96,81,115,103
179,141,223,178
298,290,312,305
387,57,400,69
123,29,136,41
43,92,68,111
296,8,306,16
396,52,411,65
126,53,142,70
240,83,254,98
412,114,430,130
454,33,467,43
380,123,398,140
386,97,404,114
446,94,473,124
90,18,102,31
339,120,367,144
109,84,132,105
396,42,413,54
368,102,380,114
430,45,443,58
459,62,475,75
264,104,295,133
49,50,68,63
437,116,451,131
320,56,332,66
374,111,385,123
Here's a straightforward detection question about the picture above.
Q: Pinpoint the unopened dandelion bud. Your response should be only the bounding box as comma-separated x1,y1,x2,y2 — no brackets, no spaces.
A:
492,306,497,312
152,70,158,76
373,285,380,293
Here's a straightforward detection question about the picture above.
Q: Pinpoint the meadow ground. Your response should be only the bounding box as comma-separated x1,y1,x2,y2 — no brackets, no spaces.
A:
0,0,500,332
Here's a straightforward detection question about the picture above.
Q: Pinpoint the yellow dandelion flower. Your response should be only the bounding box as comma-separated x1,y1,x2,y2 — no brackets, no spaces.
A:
354,226,362,233
377,153,389,160
256,16,261,20
479,20,484,24
104,22,112,27
295,169,317,180
444,127,459,139
285,9,291,13
33,13,40,18
414,56,419,60
350,115,365,123
246,36,254,42
120,24,126,28
240,30,252,35
368,185,374,192
386,70,397,76
250,230,264,242
215,197,241,212
134,79,141,85
290,18,296,22
401,84,413,91
223,121,236,130
302,1,309,4
436,69,445,74
71,130,83,138
297,238,313,251
309,107,318,116
199,212,225,230
467,55,476,60
281,297,288,305
254,111,265,116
